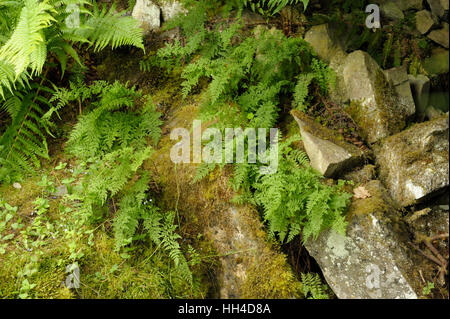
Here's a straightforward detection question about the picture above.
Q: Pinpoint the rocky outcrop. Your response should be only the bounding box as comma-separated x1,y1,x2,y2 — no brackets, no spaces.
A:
132,0,161,34
415,10,437,34
343,51,408,144
305,180,421,299
291,110,365,178
377,113,449,207
428,23,449,48
132,0,185,35
409,74,431,120
304,24,345,63
384,65,416,119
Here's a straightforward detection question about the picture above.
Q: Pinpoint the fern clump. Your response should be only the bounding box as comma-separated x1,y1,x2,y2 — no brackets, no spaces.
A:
0,1,145,183
235,136,351,243
300,272,330,299
63,81,195,285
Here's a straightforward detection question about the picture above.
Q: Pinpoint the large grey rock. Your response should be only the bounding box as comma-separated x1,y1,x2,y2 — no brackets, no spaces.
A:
343,51,407,144
377,114,449,207
304,24,345,63
305,180,421,299
423,48,450,75
291,110,365,178
160,0,186,22
409,74,431,119
415,10,436,34
427,0,446,18
132,0,161,35
384,66,416,118
381,2,405,21
427,24,449,48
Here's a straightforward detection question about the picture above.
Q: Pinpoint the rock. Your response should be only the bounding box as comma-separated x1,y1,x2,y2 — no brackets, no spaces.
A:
384,65,416,118
304,24,345,63
12,182,22,189
409,74,431,119
423,48,450,75
52,185,68,197
381,2,405,21
305,180,421,299
415,10,436,34
132,0,161,35
427,0,446,18
291,110,365,178
160,0,186,22
343,51,406,144
377,114,449,207
407,206,449,251
427,24,449,48
426,105,444,120
343,165,376,185
441,0,450,10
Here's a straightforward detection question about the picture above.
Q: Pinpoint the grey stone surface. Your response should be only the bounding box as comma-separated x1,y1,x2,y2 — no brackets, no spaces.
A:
423,48,450,75
409,74,430,119
428,24,449,48
292,111,364,178
304,24,345,63
427,0,446,18
132,0,161,35
381,2,405,21
377,114,449,207
160,0,186,22
305,180,421,299
342,51,406,143
384,66,416,118
415,10,436,34
52,185,68,197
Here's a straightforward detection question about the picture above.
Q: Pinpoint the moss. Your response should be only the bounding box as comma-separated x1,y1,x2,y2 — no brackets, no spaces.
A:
242,247,303,299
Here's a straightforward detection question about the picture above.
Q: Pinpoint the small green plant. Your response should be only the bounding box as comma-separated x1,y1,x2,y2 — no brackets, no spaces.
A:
300,272,330,299
422,281,435,296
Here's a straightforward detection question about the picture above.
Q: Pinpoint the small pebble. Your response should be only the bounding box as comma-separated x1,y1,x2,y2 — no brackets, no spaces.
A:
13,182,22,189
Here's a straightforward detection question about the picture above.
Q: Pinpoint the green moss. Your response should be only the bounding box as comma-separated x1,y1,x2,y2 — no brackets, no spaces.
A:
242,247,303,299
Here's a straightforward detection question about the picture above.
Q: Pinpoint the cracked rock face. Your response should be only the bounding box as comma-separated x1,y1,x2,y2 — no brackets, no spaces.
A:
377,113,449,207
305,181,421,299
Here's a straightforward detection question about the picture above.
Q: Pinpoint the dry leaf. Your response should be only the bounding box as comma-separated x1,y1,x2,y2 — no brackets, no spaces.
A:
353,186,371,199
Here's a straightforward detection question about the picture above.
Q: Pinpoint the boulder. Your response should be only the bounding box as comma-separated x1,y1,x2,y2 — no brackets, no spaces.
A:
343,51,407,144
415,10,436,34
343,165,376,185
377,114,449,207
423,48,450,75
305,180,421,299
381,2,405,21
427,24,449,48
304,24,345,63
384,65,416,118
291,110,365,178
132,0,161,35
427,0,446,18
409,74,431,119
160,0,186,22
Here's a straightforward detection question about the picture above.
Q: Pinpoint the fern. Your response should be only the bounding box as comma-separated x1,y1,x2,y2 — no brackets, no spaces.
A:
253,136,351,243
0,81,53,183
300,273,329,299
243,0,309,16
